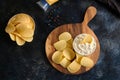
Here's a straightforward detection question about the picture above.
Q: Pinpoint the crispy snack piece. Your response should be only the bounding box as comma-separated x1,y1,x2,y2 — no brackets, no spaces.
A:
22,37,33,42
13,32,33,42
67,38,73,46
59,32,72,41
54,40,67,51
80,57,94,68
16,23,34,37
16,36,25,46
9,33,16,41
52,51,63,64
75,53,83,63
11,13,30,24
80,34,92,44
66,43,72,49
63,48,75,60
5,23,15,33
46,0,58,5
67,60,81,73
60,58,71,68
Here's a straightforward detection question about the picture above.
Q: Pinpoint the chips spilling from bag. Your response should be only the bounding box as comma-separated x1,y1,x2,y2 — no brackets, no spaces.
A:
5,13,35,46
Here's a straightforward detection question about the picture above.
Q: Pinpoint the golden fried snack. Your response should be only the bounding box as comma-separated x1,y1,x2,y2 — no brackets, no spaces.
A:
75,53,83,63
63,48,75,60
9,33,16,41
67,60,81,73
5,23,15,33
80,57,94,68
9,13,30,24
67,38,73,46
16,36,25,46
16,23,34,37
21,37,33,42
52,51,63,64
60,58,71,68
5,13,35,46
13,32,33,42
59,32,72,41
66,43,72,49
80,34,92,44
46,0,58,5
53,40,67,51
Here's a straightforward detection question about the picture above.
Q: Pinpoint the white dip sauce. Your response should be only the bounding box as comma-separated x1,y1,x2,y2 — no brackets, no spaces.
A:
73,33,96,56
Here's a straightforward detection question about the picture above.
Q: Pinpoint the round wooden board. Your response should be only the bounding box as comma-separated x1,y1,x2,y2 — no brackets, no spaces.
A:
45,23,100,74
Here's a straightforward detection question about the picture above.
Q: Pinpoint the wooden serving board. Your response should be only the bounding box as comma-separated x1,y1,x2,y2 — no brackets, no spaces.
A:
45,6,100,74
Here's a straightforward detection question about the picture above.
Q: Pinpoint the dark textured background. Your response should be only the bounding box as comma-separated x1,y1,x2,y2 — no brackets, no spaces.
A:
0,0,120,80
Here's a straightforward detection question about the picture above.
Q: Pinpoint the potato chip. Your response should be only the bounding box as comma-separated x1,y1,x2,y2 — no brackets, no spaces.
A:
53,40,67,51
80,57,94,68
52,51,63,64
29,17,35,30
80,34,92,44
13,32,33,42
13,31,22,37
12,13,30,24
60,58,71,68
22,37,33,42
21,23,33,29
16,36,25,46
8,17,16,24
9,33,16,41
26,22,34,29
5,23,15,33
63,48,75,60
66,43,72,49
67,38,73,45
75,53,83,63
46,0,58,5
59,32,72,41
67,60,81,73
16,23,34,37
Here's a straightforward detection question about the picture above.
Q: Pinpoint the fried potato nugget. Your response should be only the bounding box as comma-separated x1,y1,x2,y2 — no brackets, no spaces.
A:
67,60,81,73
80,57,94,68
63,48,75,60
59,32,72,41
60,58,71,68
52,51,63,64
54,40,67,51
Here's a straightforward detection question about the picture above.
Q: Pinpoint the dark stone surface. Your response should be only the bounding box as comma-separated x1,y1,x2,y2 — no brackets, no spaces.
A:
0,0,120,80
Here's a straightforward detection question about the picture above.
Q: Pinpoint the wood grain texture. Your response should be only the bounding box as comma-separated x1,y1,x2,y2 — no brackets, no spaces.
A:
45,6,100,74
